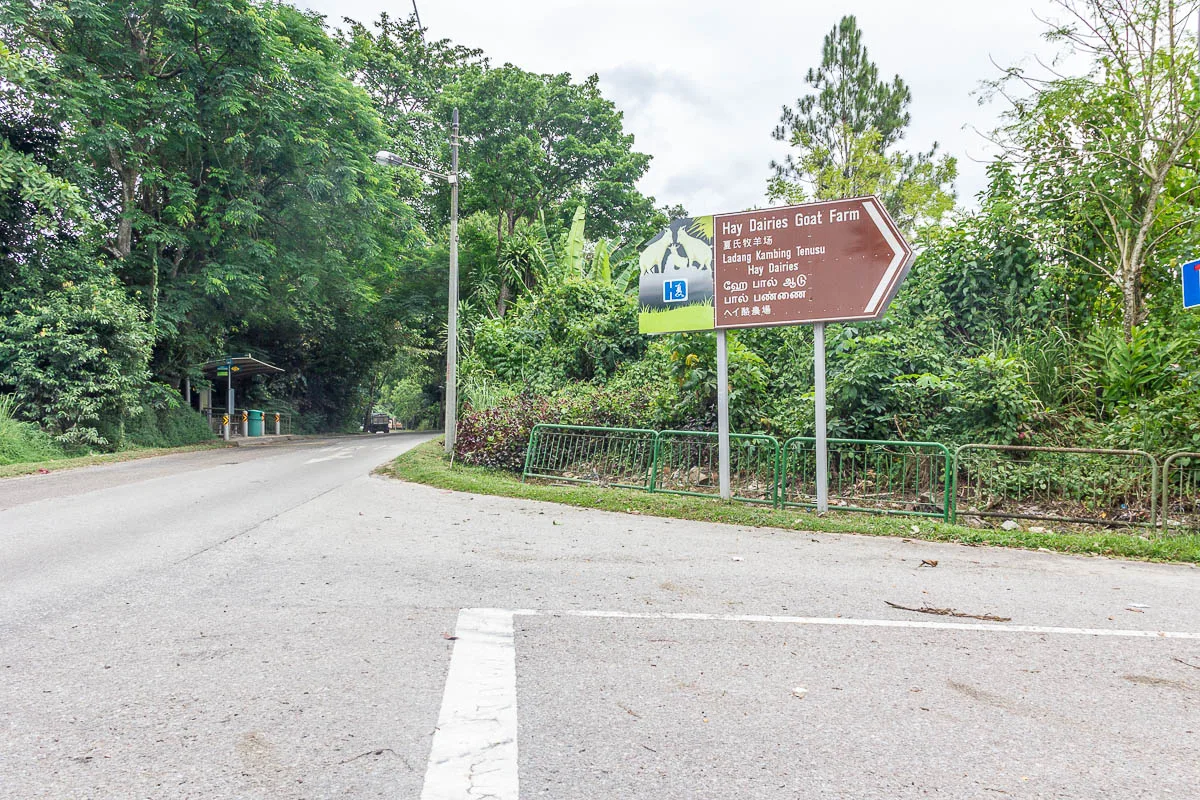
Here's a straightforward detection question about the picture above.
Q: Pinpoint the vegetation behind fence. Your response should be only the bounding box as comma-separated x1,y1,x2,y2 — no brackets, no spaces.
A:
782,438,952,520
953,445,1158,528
523,425,656,490
1162,453,1200,534
653,431,779,505
521,425,1198,532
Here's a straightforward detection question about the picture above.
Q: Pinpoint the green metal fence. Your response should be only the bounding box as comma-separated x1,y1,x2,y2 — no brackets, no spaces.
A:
953,445,1158,528
781,437,952,520
652,431,780,504
1161,452,1200,534
522,424,658,490
521,425,1183,529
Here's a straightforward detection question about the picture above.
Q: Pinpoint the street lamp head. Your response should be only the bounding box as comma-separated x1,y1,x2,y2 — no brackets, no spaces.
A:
375,150,401,166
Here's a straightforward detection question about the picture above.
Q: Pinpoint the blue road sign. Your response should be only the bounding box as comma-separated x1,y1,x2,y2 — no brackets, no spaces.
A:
664,279,688,303
1184,258,1200,310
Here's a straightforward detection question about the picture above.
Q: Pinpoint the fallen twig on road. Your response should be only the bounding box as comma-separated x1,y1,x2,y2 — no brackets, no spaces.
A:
1173,656,1200,670
885,600,1011,623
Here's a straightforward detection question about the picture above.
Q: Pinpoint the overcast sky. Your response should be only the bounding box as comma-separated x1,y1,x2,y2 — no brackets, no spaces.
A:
295,0,1068,216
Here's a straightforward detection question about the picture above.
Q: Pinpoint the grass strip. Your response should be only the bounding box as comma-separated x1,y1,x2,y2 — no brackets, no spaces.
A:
383,438,1200,565
0,441,229,479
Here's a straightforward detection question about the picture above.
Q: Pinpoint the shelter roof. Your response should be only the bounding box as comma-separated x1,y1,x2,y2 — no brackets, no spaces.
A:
197,354,285,378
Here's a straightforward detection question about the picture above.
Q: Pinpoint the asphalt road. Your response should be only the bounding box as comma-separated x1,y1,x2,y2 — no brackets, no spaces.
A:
1,435,1198,799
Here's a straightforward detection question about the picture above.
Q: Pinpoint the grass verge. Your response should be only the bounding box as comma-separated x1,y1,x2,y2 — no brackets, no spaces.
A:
0,441,228,479
383,438,1200,565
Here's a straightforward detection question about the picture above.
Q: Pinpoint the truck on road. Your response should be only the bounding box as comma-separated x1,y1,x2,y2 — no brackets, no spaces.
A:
365,413,392,434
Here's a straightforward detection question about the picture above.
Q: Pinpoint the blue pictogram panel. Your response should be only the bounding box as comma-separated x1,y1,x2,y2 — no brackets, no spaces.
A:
664,279,688,303
1184,258,1200,310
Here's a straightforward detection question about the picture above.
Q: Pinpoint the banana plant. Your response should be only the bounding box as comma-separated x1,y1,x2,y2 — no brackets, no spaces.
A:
563,204,587,276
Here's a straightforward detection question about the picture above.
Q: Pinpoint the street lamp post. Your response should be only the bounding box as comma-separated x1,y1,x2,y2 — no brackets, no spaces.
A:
376,108,460,454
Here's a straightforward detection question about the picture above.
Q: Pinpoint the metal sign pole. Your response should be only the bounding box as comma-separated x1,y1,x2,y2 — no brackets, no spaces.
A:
225,357,234,442
716,329,731,500
813,322,829,512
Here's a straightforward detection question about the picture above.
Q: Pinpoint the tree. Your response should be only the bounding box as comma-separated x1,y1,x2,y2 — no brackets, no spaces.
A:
772,15,911,175
992,0,1200,338
336,12,484,229
444,67,654,283
3,1,420,429
768,15,955,232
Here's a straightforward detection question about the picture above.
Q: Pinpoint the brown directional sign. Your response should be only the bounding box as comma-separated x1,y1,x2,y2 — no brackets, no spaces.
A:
713,197,913,328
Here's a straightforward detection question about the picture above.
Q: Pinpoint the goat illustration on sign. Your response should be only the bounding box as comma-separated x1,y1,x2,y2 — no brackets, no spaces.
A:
638,216,716,333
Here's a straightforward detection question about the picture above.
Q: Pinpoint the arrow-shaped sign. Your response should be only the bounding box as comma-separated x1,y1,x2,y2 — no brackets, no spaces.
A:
713,196,914,328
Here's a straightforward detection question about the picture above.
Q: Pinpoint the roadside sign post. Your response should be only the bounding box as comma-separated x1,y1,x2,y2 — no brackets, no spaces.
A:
639,197,912,506
813,322,828,512
716,330,731,500
224,357,234,441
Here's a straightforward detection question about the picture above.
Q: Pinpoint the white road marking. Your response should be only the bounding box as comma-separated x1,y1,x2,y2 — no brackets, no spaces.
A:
529,609,1200,639
421,607,1200,797
420,609,519,800
304,447,361,464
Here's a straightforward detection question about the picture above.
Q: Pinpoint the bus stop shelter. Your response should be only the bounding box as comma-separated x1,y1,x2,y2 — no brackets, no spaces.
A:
197,354,284,440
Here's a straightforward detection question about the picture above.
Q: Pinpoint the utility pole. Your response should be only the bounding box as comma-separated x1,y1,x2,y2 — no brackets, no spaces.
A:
445,109,460,454
375,109,460,454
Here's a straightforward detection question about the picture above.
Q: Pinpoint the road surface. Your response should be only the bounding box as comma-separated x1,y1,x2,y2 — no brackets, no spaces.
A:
1,435,1197,798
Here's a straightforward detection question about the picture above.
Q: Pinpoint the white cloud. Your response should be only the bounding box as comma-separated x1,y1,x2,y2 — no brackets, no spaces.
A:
297,0,1070,216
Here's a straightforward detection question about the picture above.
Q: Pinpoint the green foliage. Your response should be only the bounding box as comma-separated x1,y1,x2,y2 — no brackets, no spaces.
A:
336,11,483,230
0,394,65,465
443,65,656,243
990,0,1200,335
3,0,418,432
455,379,665,472
768,15,956,233
563,205,587,276
466,279,644,391
665,332,769,432
772,15,912,166
768,125,956,234
893,353,1041,445
124,391,215,449
899,162,1053,347
384,375,443,430
1080,324,1182,413
0,273,152,446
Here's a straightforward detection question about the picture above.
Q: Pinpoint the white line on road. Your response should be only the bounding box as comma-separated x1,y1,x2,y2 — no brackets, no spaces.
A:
528,608,1200,639
420,608,519,800
304,447,361,464
420,607,1200,798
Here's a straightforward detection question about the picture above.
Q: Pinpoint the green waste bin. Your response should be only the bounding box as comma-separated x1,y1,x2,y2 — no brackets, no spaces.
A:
247,409,264,437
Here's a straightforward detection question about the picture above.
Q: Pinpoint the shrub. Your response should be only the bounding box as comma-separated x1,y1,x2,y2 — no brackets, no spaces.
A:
124,388,215,449
0,274,152,447
464,279,644,393
456,394,552,471
0,394,65,465
454,378,671,472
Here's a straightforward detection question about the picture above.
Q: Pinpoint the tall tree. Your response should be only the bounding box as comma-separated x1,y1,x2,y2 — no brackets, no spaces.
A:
440,65,654,314
2,0,421,429
336,12,484,229
992,0,1200,338
769,15,955,231
772,15,911,177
